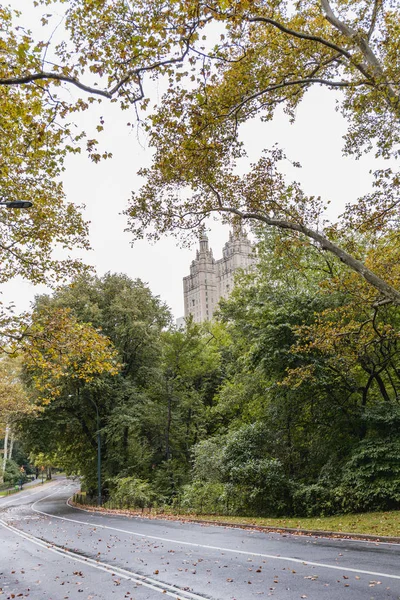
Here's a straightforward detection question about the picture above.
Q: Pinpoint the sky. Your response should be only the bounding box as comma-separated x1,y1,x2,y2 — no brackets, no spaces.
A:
2,2,383,321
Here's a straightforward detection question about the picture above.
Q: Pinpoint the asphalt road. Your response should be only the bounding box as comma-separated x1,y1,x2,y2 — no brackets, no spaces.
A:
0,478,399,600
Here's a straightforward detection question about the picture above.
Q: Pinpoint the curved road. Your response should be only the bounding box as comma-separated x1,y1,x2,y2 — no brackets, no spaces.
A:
0,478,399,599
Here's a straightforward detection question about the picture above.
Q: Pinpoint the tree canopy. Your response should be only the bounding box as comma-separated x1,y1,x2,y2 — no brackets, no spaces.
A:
2,1,399,305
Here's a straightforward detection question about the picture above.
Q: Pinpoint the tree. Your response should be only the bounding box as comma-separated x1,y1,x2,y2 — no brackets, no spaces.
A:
0,6,94,347
19,273,171,494
0,6,90,282
0,356,35,483
120,1,400,305
3,2,399,303
22,306,121,402
203,228,400,514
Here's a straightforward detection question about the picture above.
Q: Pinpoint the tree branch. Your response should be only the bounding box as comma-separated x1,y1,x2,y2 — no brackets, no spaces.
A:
320,0,355,37
210,204,400,305
367,0,382,40
247,15,353,59
225,77,370,118
0,72,112,98
320,0,400,110
248,13,375,89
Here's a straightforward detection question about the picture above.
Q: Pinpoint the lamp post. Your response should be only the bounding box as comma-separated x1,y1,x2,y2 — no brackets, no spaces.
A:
68,392,102,506
19,465,25,490
41,465,45,484
90,398,102,507
0,201,33,208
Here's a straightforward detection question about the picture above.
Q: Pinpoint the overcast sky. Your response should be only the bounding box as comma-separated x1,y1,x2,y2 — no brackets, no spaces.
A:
3,2,383,320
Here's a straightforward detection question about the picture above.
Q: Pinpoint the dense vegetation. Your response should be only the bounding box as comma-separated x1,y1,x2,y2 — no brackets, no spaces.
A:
16,230,400,517
1,0,399,517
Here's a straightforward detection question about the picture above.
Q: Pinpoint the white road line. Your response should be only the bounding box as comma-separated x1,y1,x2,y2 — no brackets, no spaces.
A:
28,490,400,581
0,482,59,507
0,518,210,600
68,502,400,548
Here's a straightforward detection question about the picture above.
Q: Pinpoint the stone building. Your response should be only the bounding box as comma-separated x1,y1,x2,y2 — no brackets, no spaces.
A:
182,230,255,323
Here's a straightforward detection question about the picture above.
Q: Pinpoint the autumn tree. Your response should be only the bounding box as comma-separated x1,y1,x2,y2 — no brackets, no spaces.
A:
0,356,35,482
0,6,94,349
22,306,121,402
3,1,399,305
124,0,400,305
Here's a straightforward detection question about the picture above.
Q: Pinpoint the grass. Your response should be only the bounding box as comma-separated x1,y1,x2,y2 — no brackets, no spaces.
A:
74,495,400,539
179,511,400,538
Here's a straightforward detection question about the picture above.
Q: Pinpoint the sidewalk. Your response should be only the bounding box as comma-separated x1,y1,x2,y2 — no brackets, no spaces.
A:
0,475,59,496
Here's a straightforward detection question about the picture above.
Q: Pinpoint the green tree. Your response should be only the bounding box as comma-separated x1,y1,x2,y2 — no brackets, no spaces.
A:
207,229,400,514
140,320,223,498
19,273,171,495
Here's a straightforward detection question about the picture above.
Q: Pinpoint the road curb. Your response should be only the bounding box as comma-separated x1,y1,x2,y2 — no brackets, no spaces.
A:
69,501,400,544
180,518,400,543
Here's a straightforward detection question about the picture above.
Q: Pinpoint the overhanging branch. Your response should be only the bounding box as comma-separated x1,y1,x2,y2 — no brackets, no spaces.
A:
212,204,400,305
0,72,112,98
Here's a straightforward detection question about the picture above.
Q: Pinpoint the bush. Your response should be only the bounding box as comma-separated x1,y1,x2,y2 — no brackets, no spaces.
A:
337,440,400,513
292,483,338,517
190,424,291,516
4,459,27,486
178,482,227,514
108,477,155,509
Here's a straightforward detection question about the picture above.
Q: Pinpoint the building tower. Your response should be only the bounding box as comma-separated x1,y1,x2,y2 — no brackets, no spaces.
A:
182,230,255,323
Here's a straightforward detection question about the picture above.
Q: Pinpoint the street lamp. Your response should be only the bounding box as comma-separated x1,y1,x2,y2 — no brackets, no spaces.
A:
91,399,102,507
68,393,102,506
19,466,25,490
0,201,33,209
41,465,45,484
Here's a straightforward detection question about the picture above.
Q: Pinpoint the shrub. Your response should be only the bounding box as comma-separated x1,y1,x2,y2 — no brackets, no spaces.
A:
108,477,155,509
292,483,338,517
337,440,400,513
178,481,227,514
4,459,27,486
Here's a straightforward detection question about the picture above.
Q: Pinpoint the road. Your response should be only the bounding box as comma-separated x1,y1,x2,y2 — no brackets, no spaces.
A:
0,478,399,599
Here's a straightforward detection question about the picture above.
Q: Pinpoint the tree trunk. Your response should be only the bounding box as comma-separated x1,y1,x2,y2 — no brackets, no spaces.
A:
8,433,14,461
1,424,10,483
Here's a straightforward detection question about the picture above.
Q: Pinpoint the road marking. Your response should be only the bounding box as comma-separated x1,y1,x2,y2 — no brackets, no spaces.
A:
69,501,400,548
0,482,59,508
0,518,210,600
28,487,400,582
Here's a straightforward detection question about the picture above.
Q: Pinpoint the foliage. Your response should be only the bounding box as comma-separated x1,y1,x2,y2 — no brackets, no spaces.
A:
107,477,156,509
0,356,35,424
190,424,291,516
3,459,26,486
18,274,173,495
179,481,227,514
22,306,121,402
119,1,400,304
0,5,91,277
2,2,399,304
292,484,338,518
338,440,400,513
13,230,400,519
